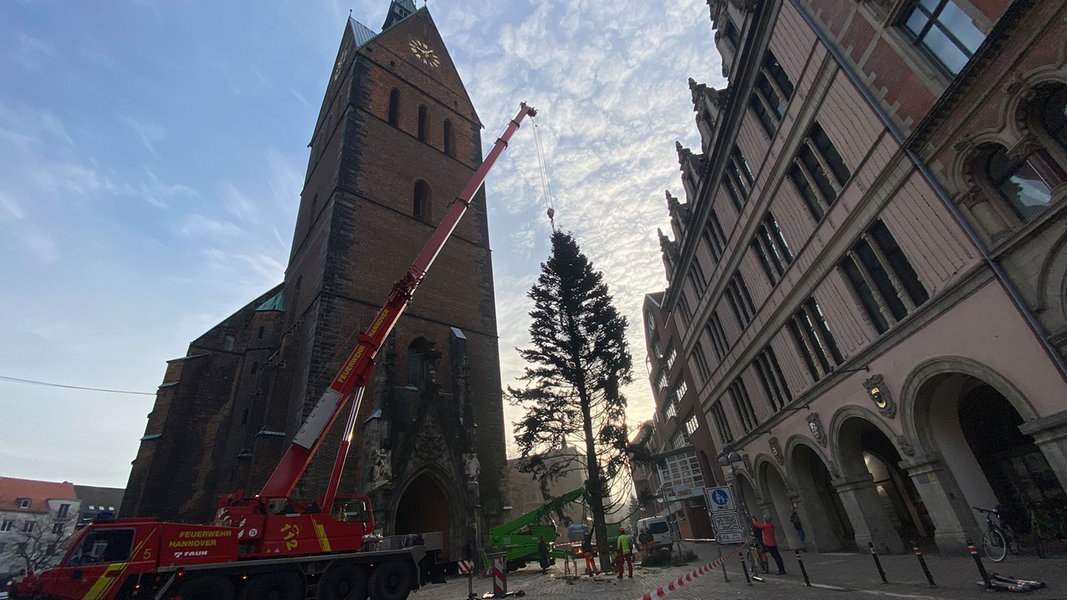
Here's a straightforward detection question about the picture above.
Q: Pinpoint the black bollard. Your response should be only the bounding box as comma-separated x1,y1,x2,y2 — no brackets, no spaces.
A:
868,541,888,584
720,547,729,583
966,539,993,590
910,540,937,588
794,549,812,587
740,553,752,586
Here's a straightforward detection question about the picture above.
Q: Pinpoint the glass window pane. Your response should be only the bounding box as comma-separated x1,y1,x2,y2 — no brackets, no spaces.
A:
923,27,969,74
1002,162,1052,222
938,1,984,53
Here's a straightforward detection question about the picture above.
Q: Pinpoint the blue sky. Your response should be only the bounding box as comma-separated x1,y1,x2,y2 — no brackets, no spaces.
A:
0,0,723,488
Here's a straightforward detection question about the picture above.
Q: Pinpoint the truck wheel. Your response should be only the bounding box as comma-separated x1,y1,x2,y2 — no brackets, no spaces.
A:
317,564,367,600
369,561,413,600
240,571,304,600
178,575,234,600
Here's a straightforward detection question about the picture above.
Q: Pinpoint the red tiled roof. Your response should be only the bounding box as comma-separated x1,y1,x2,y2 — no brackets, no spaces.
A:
0,477,78,513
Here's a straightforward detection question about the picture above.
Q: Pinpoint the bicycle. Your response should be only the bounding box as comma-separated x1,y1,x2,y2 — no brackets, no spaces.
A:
745,536,769,577
974,506,1017,562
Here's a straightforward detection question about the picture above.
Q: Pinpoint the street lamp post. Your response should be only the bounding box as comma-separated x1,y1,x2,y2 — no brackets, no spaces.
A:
717,444,750,541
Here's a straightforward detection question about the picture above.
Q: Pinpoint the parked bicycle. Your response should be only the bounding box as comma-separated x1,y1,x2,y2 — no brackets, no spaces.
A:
745,534,769,578
974,506,1017,562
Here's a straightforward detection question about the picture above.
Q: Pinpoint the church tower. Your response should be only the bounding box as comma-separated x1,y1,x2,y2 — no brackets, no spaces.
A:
122,1,508,560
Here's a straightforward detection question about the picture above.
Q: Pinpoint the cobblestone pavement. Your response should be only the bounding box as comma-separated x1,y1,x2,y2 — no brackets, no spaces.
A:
412,541,1067,600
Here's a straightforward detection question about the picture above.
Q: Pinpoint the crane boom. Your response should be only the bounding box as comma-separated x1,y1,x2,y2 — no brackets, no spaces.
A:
260,101,538,500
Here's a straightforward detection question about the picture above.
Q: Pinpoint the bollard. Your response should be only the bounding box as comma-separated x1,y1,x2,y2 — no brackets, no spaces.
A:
740,553,752,585
910,540,937,588
966,539,993,590
868,541,888,584
492,555,508,597
794,549,812,587
719,547,729,582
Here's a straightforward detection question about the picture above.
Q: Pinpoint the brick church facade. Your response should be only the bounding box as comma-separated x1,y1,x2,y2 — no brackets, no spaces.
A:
121,0,508,560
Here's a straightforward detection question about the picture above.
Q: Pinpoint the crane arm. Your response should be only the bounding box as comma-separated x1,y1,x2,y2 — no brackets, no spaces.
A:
259,102,537,500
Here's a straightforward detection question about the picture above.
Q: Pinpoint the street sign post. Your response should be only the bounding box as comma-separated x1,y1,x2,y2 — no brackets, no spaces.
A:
706,486,744,544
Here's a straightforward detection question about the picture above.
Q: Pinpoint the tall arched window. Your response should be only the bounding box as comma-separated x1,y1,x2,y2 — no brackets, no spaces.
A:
1039,84,1067,150
413,179,432,222
388,89,400,127
979,143,1058,223
406,337,435,386
443,119,454,157
417,105,427,141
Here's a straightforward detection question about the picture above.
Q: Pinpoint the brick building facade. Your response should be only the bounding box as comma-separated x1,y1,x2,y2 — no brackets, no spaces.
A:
122,0,508,559
644,0,1067,555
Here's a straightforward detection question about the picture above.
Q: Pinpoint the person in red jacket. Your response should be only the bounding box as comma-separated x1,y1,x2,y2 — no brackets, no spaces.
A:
752,514,787,575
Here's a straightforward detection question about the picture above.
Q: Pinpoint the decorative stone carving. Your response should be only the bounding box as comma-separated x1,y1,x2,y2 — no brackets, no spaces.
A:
768,437,784,465
807,412,829,447
743,453,753,476
463,452,481,482
828,462,841,479
896,435,916,457
414,421,445,460
863,373,896,418
371,448,392,490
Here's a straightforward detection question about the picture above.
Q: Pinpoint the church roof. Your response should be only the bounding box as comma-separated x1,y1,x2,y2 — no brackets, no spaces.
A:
255,289,284,312
351,0,418,49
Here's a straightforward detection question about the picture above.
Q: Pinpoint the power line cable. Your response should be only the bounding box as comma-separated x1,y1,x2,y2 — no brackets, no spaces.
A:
0,375,155,396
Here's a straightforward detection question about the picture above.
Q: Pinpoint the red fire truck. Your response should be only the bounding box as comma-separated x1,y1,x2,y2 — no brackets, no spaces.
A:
7,102,537,600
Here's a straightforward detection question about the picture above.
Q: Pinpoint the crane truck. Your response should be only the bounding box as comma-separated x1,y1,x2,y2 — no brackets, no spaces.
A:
7,102,537,600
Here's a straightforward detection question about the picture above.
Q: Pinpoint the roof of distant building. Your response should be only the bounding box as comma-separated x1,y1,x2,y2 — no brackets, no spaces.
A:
0,477,78,513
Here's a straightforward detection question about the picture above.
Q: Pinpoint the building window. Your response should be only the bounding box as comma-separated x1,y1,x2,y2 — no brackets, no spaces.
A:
789,122,851,222
722,148,753,213
728,379,759,433
413,179,432,222
443,119,455,156
1041,84,1067,150
751,211,794,285
1,520,13,532
678,297,693,326
706,311,730,361
901,0,986,76
666,346,677,370
656,371,669,391
709,401,734,443
702,209,728,262
685,413,699,437
57,503,70,519
722,20,740,50
788,297,845,380
223,333,235,352
417,105,428,141
388,89,400,127
257,325,264,340
17,498,30,509
690,260,708,292
752,346,792,412
675,379,688,404
979,143,1062,224
251,361,258,374
53,523,65,535
646,308,657,333
664,401,678,420
692,343,711,381
839,220,930,334
724,273,757,330
23,521,35,533
749,50,795,137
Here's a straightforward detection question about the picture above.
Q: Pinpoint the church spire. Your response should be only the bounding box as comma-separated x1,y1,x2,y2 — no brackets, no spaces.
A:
383,0,417,29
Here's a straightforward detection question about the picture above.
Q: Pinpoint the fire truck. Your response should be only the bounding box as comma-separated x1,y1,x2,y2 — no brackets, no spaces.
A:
7,102,537,600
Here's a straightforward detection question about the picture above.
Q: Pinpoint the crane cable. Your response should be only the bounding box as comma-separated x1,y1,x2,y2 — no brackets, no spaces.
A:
531,116,557,231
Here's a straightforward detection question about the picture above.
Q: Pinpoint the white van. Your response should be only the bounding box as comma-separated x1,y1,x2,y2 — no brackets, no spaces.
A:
637,516,673,551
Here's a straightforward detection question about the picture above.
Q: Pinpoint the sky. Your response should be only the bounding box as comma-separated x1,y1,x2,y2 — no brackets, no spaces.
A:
0,0,725,489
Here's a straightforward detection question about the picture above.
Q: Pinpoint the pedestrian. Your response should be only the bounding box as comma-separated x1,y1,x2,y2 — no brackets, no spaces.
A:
537,535,550,572
581,531,597,577
790,509,806,550
752,514,787,575
615,527,634,578
638,527,653,559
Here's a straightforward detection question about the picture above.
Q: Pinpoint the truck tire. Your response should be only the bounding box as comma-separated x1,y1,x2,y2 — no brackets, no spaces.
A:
177,575,235,600
317,564,367,600
240,571,304,600
368,561,413,600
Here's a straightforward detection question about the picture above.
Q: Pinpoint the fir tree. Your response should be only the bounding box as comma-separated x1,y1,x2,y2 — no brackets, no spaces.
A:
509,230,633,570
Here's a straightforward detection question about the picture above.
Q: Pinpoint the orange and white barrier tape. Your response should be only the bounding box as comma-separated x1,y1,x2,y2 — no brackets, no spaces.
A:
637,546,744,600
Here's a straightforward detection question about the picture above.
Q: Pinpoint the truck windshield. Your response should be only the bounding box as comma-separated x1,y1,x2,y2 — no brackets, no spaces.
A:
65,528,135,565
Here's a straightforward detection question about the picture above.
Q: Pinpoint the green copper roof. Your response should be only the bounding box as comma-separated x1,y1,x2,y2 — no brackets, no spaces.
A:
255,289,284,312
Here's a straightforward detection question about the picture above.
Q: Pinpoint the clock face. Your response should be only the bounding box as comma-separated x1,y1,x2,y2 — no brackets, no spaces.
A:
409,39,440,68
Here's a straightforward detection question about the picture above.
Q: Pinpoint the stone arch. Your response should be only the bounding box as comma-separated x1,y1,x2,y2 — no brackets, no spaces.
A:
753,455,794,547
785,439,852,551
897,356,1059,552
393,467,459,558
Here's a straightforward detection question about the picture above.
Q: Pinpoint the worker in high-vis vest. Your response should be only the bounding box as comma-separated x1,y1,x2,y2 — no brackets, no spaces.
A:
615,527,634,578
